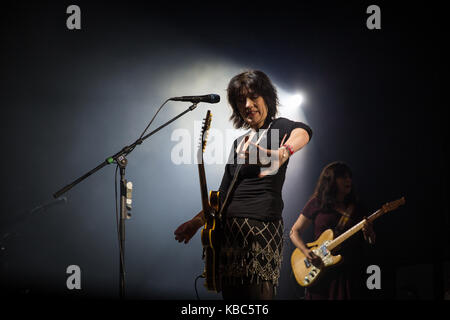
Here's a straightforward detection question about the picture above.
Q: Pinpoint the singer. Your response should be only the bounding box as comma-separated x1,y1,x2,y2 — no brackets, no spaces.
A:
174,70,312,300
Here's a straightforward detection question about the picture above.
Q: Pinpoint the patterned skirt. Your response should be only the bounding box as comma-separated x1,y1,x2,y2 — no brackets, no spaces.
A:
219,217,284,288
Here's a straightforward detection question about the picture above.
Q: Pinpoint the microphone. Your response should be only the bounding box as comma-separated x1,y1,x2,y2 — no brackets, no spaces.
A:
169,94,220,104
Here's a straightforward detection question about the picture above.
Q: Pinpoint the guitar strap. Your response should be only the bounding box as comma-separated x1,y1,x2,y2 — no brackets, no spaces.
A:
217,120,274,220
334,203,355,235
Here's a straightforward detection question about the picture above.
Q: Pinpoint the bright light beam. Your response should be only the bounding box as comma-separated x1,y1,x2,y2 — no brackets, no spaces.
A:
277,89,306,122
285,93,304,109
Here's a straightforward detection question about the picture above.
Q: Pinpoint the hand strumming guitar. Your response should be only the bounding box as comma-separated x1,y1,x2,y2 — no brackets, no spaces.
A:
304,249,324,268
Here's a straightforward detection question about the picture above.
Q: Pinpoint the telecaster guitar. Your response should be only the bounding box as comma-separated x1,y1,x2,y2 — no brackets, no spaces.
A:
291,197,405,287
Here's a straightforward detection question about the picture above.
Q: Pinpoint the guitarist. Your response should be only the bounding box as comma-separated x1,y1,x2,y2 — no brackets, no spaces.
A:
290,161,376,300
174,70,312,300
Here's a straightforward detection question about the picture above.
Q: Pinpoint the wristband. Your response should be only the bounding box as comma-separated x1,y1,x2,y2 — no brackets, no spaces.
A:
282,144,294,156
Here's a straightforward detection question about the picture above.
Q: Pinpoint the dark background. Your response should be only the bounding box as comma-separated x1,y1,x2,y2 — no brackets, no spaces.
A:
0,0,447,301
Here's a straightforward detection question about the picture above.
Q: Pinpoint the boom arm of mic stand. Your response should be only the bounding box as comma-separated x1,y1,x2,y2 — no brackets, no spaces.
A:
52,103,199,199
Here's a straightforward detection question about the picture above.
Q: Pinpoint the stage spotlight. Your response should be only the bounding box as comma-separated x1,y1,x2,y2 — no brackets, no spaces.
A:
285,93,304,109
278,90,306,122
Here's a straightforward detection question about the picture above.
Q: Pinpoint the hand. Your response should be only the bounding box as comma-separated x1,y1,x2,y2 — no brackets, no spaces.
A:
238,134,288,177
305,249,323,268
174,217,203,244
362,218,376,244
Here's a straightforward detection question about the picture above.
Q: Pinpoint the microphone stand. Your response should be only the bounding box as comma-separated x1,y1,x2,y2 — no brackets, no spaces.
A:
53,102,199,299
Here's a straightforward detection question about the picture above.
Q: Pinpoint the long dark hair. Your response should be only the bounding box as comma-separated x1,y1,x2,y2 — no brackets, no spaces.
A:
311,161,357,211
227,70,279,129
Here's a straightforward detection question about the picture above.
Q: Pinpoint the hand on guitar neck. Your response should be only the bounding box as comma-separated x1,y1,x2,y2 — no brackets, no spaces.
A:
362,218,376,244
174,210,205,244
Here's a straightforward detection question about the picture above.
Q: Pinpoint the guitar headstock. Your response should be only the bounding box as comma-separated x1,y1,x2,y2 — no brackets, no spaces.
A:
199,110,212,153
381,197,406,214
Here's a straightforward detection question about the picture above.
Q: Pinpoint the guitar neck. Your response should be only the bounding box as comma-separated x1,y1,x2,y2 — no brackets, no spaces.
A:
197,109,213,218
326,197,405,251
198,161,210,215
327,208,382,251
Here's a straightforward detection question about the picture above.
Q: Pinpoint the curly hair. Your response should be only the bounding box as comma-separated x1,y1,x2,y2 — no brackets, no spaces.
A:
311,161,357,211
227,70,279,129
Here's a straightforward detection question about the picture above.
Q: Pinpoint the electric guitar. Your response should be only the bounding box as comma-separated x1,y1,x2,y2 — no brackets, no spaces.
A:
291,197,405,287
197,110,222,292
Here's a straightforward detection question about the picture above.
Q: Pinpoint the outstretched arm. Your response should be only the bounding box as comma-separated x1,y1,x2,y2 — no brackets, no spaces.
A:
253,127,310,177
278,127,310,164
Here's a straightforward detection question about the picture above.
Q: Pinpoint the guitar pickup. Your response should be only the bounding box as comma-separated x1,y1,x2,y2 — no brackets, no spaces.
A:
320,245,329,256
304,258,311,268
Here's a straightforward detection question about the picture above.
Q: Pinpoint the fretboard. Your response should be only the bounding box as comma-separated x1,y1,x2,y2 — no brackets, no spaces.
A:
198,161,210,209
327,209,382,250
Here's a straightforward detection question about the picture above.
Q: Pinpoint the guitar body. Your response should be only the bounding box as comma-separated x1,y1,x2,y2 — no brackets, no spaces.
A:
291,229,342,287
200,190,222,292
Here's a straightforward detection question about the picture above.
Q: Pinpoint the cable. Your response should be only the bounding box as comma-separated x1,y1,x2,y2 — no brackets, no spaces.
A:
125,98,171,156
115,165,120,246
114,164,126,297
290,269,306,300
194,274,204,300
112,99,171,296
138,98,171,140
